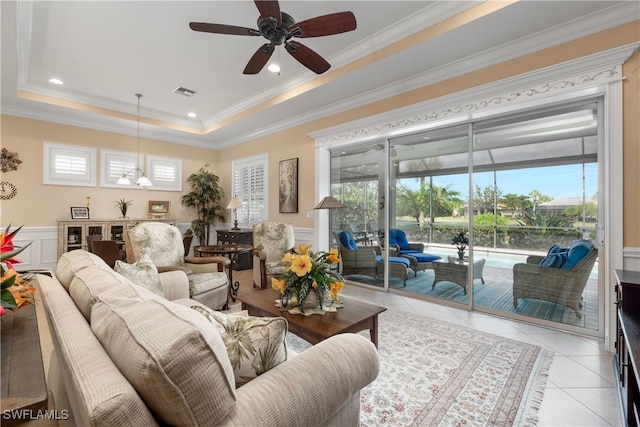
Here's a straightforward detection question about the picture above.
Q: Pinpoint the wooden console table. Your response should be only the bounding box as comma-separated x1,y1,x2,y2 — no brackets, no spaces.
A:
1,304,48,425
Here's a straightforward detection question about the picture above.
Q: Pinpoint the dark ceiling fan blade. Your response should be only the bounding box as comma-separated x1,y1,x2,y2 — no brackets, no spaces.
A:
254,0,281,27
285,41,330,74
189,22,260,36
243,44,275,74
291,12,356,38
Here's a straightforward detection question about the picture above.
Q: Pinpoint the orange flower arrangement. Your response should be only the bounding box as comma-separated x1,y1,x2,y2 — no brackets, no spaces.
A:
271,244,344,312
1,225,36,316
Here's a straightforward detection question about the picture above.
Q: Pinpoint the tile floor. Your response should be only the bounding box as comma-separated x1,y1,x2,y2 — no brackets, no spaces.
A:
33,270,622,426
338,282,622,426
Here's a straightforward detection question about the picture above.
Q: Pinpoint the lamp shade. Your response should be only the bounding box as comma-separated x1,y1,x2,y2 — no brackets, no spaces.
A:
226,197,243,209
117,175,132,185
136,174,152,187
314,196,345,209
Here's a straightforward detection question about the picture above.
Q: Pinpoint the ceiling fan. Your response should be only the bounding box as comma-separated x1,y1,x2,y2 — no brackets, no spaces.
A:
189,0,356,75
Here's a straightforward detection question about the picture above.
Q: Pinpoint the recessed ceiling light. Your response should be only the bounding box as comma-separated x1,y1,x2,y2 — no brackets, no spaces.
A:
188,112,197,118
49,78,64,85
267,63,280,73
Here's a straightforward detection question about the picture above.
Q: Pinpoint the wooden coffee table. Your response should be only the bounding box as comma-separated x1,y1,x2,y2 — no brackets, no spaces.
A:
237,290,386,348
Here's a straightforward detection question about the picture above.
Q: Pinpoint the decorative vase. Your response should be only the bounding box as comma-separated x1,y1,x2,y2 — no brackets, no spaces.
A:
302,289,323,309
119,206,128,219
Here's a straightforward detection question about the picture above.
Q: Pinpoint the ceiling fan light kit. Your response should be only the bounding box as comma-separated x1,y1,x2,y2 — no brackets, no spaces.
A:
190,0,356,75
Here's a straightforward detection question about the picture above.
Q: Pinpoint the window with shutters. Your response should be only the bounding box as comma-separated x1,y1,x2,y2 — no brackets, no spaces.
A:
232,153,268,224
147,155,182,191
100,149,139,188
43,142,97,187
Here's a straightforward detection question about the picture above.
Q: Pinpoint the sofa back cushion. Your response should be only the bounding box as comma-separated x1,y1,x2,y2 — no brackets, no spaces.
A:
91,294,236,426
69,266,163,321
56,249,112,290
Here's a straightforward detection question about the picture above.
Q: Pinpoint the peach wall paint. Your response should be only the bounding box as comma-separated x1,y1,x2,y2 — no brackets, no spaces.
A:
0,117,217,226
623,50,640,247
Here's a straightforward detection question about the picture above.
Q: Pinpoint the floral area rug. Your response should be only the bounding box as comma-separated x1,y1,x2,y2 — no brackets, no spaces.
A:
286,309,553,427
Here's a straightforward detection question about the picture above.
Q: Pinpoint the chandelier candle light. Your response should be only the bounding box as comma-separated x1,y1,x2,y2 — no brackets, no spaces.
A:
227,196,243,230
117,93,152,187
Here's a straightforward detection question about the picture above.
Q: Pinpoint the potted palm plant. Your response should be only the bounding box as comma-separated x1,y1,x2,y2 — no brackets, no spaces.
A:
180,166,225,246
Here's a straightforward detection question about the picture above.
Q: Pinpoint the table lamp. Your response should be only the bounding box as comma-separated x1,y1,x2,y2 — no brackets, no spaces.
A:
227,196,243,230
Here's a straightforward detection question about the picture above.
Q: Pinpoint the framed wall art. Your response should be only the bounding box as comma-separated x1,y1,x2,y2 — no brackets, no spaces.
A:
148,200,170,216
70,207,90,219
279,158,298,213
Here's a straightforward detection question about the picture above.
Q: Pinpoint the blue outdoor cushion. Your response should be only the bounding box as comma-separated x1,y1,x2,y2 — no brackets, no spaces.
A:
539,252,568,268
339,231,358,251
562,239,594,269
548,244,568,255
407,253,440,263
388,229,409,250
388,256,411,268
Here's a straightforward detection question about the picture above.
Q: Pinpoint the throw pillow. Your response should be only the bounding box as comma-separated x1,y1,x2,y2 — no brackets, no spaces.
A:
114,254,164,297
91,294,236,426
539,252,568,268
191,305,288,387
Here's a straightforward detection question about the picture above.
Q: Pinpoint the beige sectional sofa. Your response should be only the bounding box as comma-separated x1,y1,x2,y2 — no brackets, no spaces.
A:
38,250,380,426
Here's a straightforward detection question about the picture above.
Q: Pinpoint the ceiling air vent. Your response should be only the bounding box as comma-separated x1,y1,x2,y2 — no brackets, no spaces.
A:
173,86,196,97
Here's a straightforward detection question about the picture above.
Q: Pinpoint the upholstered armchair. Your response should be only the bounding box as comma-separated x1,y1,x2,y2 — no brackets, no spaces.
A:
384,228,440,276
513,240,598,319
124,222,230,310
336,230,380,278
252,221,296,289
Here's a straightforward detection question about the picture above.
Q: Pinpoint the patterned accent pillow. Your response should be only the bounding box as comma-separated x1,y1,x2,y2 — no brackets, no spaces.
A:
114,254,164,297
191,305,288,387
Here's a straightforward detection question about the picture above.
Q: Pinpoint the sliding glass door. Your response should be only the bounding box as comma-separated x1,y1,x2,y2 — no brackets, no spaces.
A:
328,98,602,334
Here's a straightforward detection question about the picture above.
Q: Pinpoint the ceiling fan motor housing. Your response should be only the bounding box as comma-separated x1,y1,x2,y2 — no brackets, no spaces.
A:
258,12,295,45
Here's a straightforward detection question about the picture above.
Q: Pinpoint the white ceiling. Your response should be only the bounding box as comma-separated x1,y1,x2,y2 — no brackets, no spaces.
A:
1,1,637,150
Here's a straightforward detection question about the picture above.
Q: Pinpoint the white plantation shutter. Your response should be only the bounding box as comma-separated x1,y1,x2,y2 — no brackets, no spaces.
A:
43,142,97,186
232,154,268,224
148,156,182,191
100,150,139,187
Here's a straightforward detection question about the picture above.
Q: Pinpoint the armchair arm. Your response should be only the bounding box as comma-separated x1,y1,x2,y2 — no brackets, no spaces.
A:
222,334,379,427
184,256,230,274
407,242,425,252
526,255,545,264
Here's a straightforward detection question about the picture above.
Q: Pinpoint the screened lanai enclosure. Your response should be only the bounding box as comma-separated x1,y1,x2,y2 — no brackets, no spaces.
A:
329,99,602,335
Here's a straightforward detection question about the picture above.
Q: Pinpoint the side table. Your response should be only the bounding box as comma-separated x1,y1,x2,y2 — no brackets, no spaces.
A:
196,244,253,302
216,229,253,270
1,304,48,425
432,258,486,295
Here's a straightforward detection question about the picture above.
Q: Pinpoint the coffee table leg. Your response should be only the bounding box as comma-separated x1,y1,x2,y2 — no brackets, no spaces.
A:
371,315,379,349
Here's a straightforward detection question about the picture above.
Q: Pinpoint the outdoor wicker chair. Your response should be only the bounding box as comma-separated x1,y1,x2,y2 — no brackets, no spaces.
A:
512,246,598,319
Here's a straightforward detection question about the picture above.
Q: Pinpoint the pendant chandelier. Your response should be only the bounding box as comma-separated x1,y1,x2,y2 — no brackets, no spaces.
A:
117,93,152,187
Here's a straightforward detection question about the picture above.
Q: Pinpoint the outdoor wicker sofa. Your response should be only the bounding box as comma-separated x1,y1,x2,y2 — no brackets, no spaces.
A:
513,245,598,319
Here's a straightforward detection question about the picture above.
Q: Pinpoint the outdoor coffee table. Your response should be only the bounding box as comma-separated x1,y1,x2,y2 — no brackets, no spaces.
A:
237,290,386,348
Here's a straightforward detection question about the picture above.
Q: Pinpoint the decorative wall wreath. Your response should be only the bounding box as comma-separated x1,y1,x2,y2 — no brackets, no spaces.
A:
0,181,17,200
1,148,22,173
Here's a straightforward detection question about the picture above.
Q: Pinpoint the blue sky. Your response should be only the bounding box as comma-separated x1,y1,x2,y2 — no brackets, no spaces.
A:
423,163,598,201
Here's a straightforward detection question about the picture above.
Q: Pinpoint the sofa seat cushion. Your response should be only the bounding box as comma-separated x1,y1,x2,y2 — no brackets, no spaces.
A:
188,272,228,295
91,294,236,426
114,254,164,297
191,305,288,387
57,249,113,290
